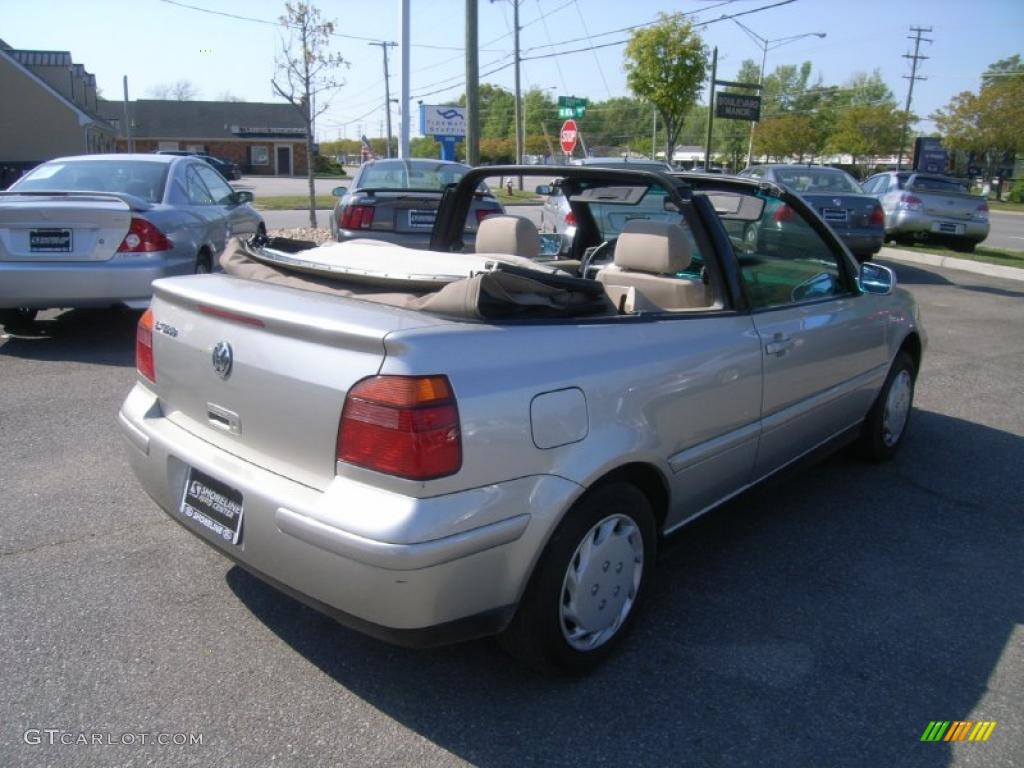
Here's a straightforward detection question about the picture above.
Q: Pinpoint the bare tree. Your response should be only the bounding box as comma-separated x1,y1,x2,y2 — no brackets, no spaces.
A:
272,1,347,227
147,80,200,101
218,91,247,102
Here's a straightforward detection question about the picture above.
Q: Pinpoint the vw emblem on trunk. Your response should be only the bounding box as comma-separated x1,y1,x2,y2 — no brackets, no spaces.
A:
212,341,233,379
833,198,842,207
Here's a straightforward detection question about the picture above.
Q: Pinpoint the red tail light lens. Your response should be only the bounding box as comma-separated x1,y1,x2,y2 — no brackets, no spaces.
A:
564,211,577,226
136,308,156,383
340,205,375,230
869,205,885,226
975,202,989,220
118,218,172,252
896,194,923,211
337,375,461,480
476,209,497,225
773,204,795,223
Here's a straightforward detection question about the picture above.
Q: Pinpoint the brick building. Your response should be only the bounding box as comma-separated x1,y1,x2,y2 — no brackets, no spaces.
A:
99,99,309,176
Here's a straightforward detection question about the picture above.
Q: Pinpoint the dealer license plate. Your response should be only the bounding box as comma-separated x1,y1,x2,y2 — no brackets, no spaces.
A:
30,228,72,252
179,468,244,545
408,209,436,228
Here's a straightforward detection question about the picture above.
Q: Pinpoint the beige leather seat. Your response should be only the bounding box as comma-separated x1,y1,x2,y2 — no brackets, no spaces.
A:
475,215,541,258
597,220,711,310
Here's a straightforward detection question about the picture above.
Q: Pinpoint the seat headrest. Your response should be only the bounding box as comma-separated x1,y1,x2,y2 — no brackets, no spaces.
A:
614,219,693,274
476,214,540,258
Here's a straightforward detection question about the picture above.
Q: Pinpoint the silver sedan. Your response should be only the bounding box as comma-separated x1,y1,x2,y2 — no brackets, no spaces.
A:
0,153,264,328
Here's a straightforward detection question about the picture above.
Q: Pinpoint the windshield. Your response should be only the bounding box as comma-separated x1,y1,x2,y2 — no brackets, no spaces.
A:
772,168,863,194
13,160,169,202
357,160,475,192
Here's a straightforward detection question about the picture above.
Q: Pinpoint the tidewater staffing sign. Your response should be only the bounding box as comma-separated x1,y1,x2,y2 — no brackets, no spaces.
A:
419,106,467,138
715,93,761,121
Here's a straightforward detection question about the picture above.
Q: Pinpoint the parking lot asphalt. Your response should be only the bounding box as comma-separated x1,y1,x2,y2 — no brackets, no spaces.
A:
1,261,1022,767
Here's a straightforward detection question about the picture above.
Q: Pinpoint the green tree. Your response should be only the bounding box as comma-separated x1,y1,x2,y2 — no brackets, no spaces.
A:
272,1,348,227
933,56,1024,179
827,104,904,166
624,13,708,164
753,114,822,162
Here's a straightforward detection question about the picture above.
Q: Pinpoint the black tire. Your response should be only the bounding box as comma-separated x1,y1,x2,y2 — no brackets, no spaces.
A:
857,350,916,462
498,482,656,676
0,307,38,331
950,239,976,253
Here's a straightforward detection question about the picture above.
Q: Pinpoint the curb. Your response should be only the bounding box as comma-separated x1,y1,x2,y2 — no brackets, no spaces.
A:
876,247,1024,283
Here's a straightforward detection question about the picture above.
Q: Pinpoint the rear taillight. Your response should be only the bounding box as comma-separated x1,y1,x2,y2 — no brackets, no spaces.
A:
896,194,923,212
337,375,461,481
975,202,989,221
118,218,172,252
136,308,156,383
773,204,795,223
476,209,497,225
869,205,885,226
340,205,375,230
564,211,577,227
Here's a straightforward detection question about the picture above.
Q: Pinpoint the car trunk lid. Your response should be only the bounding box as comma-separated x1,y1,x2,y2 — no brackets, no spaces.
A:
801,193,880,228
148,274,447,491
0,193,134,262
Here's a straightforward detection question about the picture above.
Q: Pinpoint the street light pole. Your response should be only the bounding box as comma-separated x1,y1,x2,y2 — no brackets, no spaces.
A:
732,19,826,168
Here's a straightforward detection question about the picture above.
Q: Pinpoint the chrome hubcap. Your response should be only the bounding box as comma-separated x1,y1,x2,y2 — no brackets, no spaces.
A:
559,514,644,651
882,370,913,447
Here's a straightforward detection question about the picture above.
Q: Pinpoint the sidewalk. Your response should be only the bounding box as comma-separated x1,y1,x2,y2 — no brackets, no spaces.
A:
877,246,1024,283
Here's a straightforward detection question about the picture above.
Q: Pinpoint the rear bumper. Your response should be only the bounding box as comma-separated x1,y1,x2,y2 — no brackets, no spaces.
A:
833,230,884,256
0,253,194,309
886,210,989,242
118,383,581,646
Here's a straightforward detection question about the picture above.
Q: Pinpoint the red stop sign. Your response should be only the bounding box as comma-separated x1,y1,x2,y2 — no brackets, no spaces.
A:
560,119,578,154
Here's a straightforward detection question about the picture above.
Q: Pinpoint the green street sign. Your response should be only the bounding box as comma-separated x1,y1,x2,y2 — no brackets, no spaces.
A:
557,96,587,119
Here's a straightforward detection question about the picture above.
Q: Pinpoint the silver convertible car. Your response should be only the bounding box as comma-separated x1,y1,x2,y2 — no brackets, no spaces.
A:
0,153,264,328
119,166,925,675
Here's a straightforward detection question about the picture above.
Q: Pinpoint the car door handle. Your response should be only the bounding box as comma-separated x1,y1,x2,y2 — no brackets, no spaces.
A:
765,334,794,356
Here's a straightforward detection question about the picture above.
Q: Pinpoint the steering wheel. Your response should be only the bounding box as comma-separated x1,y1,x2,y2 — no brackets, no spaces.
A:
579,238,617,279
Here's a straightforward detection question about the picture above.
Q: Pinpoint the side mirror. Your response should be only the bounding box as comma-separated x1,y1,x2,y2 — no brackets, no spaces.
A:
331,186,348,197
859,262,895,295
534,184,552,195
538,233,563,257
233,190,254,204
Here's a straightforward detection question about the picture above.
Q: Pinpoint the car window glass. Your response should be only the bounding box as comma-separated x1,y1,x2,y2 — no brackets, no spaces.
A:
194,164,235,204
14,160,168,202
735,192,851,310
186,166,214,205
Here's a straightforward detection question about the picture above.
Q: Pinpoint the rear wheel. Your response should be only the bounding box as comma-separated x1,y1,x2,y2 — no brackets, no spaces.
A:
498,482,656,675
0,307,38,331
857,351,916,462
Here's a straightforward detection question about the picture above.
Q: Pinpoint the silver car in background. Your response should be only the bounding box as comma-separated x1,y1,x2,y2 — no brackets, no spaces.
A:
329,158,503,249
0,154,264,328
861,171,990,252
538,157,676,250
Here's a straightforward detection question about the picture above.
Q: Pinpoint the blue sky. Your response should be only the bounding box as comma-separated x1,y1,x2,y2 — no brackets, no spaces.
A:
4,0,1022,141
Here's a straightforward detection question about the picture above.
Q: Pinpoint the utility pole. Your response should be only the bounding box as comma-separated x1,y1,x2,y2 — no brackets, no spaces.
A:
513,0,523,188
398,0,410,158
122,75,133,152
369,40,397,158
704,46,718,170
651,106,657,161
466,0,479,165
897,26,932,170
